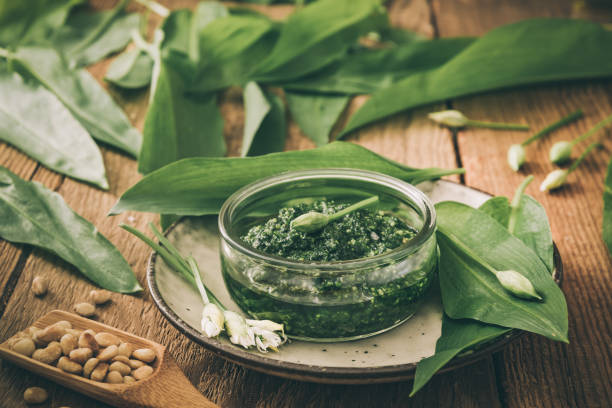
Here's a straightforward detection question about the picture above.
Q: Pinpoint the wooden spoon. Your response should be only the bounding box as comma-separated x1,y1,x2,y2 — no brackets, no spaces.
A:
0,310,218,408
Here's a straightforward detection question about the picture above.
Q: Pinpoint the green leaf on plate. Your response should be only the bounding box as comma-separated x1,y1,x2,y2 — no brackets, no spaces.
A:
251,0,386,82
0,0,84,47
480,195,553,272
412,184,555,396
341,19,612,136
138,54,225,174
105,48,153,89
53,0,139,68
283,37,473,95
435,201,567,342
191,14,278,93
285,91,348,146
604,157,612,258
242,82,286,157
111,141,464,216
0,66,107,189
0,166,141,293
10,46,142,157
411,318,509,396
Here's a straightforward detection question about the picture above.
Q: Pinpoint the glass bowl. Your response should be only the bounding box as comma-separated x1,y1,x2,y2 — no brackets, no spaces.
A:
218,169,438,342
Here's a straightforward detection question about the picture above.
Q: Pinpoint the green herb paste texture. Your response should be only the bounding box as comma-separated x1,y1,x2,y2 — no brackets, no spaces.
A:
241,200,416,261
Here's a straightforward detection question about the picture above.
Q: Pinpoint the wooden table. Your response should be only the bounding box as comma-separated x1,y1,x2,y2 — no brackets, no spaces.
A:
1,1,611,406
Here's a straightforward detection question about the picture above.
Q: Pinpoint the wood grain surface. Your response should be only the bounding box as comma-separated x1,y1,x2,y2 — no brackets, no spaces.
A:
0,0,610,407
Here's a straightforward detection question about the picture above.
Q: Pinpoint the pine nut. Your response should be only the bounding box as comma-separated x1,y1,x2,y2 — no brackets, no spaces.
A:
12,338,35,357
23,387,47,404
31,276,48,296
57,356,82,374
132,348,155,363
97,345,118,361
132,365,153,380
105,370,123,384
60,333,78,355
95,332,120,347
90,362,109,382
74,302,96,317
69,348,92,364
83,358,99,378
109,361,131,376
90,290,112,305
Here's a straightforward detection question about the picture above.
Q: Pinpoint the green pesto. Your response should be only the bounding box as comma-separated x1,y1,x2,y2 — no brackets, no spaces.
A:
223,199,437,340
241,200,416,261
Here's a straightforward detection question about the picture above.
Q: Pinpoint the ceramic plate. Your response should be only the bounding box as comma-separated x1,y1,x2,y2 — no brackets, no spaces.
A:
147,180,563,384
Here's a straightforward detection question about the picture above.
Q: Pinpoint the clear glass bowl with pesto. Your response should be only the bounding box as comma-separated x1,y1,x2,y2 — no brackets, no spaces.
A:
218,169,437,342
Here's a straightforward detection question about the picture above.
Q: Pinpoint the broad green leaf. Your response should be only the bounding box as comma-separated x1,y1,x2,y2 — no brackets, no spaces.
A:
53,4,140,68
105,49,153,89
0,166,141,293
188,1,229,60
0,67,107,189
341,19,612,136
111,142,463,216
191,15,278,93
242,82,286,156
413,190,555,395
0,0,84,47
251,0,386,82
285,91,348,146
480,195,553,271
435,201,567,342
138,55,225,174
604,157,612,257
283,38,473,95
10,46,142,157
411,318,509,396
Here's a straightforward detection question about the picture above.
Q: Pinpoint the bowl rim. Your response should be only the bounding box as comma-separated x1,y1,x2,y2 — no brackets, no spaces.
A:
146,180,564,384
217,168,437,271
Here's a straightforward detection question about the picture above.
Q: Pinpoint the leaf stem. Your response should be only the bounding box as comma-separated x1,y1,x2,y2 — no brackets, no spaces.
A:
570,112,612,147
568,142,601,173
187,256,224,309
132,0,170,17
328,195,379,221
508,175,534,234
466,120,529,131
521,109,583,146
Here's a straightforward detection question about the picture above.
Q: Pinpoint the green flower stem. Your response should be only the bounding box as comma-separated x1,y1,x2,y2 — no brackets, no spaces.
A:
570,113,612,147
148,222,189,271
521,109,583,146
568,142,601,173
187,256,224,309
465,120,529,131
508,175,534,234
133,0,170,17
328,195,379,221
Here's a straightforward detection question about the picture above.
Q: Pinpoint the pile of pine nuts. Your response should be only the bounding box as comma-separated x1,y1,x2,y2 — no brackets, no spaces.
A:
7,320,156,384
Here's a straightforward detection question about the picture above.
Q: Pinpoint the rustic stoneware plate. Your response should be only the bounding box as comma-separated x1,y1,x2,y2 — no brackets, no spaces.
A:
147,180,563,384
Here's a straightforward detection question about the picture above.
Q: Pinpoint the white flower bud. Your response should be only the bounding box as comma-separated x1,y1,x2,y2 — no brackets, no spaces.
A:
549,141,572,165
428,110,468,128
290,211,329,233
224,311,255,349
201,303,224,338
540,169,568,192
495,270,542,301
507,144,526,171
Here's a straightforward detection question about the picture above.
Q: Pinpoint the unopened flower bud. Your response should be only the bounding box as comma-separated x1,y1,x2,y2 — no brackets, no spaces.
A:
507,144,526,171
549,141,572,165
540,169,568,192
291,212,329,233
495,270,542,301
428,110,468,128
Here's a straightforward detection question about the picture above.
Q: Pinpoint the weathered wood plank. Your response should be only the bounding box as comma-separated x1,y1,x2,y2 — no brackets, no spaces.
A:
434,2,612,407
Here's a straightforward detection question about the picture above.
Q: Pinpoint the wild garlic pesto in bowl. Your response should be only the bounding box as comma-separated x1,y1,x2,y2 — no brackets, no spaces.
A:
218,169,437,342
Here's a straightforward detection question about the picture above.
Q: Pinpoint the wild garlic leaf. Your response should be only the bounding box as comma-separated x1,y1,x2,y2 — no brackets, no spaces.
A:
341,19,612,136
0,66,108,189
52,0,139,68
285,91,348,146
242,82,286,157
251,0,386,82
604,158,612,258
435,201,568,342
111,142,463,216
0,0,84,47
105,48,153,89
138,54,225,174
191,15,278,93
10,46,142,157
480,195,554,272
0,166,141,293
283,37,474,95
412,192,555,395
